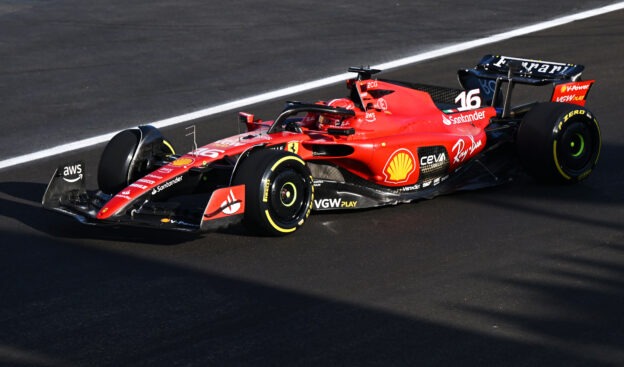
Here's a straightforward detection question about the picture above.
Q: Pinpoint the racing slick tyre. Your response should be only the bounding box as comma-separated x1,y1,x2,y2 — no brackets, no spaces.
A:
233,150,314,236
98,129,139,194
516,102,601,184
98,128,175,194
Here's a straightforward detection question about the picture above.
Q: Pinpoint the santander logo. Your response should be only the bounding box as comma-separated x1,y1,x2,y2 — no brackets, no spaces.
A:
442,110,486,126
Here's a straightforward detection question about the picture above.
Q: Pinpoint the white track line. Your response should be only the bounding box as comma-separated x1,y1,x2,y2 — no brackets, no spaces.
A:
1,1,623,171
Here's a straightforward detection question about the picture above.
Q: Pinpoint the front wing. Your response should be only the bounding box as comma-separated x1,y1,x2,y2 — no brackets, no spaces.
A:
42,162,245,232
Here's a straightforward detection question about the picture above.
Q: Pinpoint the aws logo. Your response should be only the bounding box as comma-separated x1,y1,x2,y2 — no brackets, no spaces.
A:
62,162,83,183
383,148,416,183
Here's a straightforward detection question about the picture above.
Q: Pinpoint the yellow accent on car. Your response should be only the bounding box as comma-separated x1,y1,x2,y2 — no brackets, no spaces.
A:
385,152,414,181
286,141,299,154
162,140,175,155
552,140,572,180
172,157,194,166
264,210,297,233
271,155,305,171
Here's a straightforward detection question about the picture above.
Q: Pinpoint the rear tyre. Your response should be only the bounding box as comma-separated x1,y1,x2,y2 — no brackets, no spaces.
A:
516,102,601,183
233,150,314,236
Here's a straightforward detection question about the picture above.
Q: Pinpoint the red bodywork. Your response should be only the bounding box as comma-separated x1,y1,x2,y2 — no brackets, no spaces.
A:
42,54,598,233
97,79,496,221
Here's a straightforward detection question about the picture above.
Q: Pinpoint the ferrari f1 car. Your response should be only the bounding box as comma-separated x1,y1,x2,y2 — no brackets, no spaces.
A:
43,55,601,235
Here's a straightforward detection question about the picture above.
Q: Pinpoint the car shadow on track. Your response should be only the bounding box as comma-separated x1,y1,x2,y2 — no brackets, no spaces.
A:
461,142,624,231
454,240,624,365
1,229,618,367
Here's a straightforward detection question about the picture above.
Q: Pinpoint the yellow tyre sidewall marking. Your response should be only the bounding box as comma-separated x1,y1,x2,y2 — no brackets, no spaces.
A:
265,154,308,233
264,210,298,233
162,140,175,155
552,113,601,181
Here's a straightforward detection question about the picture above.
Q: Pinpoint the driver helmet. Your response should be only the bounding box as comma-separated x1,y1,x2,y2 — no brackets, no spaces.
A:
318,98,355,128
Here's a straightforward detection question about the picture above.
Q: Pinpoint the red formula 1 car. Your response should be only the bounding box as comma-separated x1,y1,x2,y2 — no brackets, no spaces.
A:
43,55,601,235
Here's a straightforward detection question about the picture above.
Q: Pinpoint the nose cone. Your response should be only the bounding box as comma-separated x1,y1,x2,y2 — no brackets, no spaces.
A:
96,206,112,219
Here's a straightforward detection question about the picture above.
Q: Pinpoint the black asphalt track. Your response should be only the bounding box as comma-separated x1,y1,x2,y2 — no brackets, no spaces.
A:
1,2,623,366
0,0,618,160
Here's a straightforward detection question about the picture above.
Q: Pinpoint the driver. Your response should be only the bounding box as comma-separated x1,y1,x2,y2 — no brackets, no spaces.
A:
317,98,355,130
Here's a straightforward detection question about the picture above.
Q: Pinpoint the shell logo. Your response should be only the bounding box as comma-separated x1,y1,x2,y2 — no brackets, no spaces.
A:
560,85,567,93
383,148,416,183
171,157,194,167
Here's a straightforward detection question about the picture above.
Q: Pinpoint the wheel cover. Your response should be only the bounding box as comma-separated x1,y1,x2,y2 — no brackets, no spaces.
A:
556,120,596,174
569,133,585,158
279,182,298,208
268,169,310,226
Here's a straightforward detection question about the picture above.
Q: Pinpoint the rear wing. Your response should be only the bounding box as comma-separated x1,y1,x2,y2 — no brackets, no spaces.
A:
461,55,584,83
458,55,592,116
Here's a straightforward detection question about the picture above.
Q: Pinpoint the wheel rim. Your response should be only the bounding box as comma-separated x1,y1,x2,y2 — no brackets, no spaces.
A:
268,169,310,226
279,182,298,208
569,133,585,158
556,120,596,174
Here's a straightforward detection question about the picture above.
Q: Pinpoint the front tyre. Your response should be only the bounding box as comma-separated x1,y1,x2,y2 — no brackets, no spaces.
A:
98,129,140,194
517,102,601,183
233,150,314,236
98,126,175,194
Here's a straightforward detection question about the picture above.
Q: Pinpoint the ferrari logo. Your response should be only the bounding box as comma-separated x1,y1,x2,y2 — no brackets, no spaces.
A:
286,141,299,154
